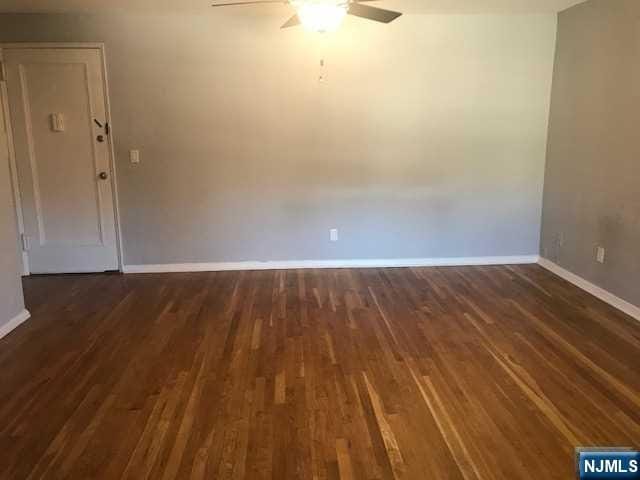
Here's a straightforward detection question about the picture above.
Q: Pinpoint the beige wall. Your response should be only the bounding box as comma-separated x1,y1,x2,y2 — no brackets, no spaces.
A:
541,0,640,306
0,87,26,332
0,12,557,265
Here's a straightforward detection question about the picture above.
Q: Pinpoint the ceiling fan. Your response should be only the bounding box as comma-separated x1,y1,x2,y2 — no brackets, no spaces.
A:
210,0,402,33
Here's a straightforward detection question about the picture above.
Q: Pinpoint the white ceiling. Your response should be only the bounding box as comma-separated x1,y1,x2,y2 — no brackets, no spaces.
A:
0,0,587,14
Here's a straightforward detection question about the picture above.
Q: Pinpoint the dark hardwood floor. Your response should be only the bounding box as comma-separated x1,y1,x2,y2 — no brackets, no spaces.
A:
0,265,638,479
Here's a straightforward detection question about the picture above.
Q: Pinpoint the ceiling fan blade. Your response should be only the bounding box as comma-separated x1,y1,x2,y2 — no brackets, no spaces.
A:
211,0,285,7
281,14,301,28
347,3,402,23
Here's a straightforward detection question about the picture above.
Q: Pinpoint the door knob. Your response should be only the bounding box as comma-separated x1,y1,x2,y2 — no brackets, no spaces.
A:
97,135,105,142
98,171,108,180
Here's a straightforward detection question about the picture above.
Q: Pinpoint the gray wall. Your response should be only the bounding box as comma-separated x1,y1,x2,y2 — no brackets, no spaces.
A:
0,12,556,265
0,88,26,331
541,0,640,306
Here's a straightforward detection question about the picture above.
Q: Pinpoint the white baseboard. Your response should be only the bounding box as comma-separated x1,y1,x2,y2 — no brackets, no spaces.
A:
0,308,31,340
123,255,540,274
538,258,640,322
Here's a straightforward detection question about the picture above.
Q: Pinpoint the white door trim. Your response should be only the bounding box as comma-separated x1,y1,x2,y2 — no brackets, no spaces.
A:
0,42,125,272
0,55,28,275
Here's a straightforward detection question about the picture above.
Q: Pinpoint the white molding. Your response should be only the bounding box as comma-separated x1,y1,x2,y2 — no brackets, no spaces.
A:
0,56,29,275
98,44,125,273
123,255,540,274
538,258,640,322
0,308,30,340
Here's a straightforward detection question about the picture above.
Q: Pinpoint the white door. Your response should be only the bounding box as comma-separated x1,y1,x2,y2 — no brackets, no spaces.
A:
3,47,119,273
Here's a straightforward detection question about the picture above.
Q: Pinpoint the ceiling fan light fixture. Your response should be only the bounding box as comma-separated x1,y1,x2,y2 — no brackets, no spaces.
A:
291,0,348,33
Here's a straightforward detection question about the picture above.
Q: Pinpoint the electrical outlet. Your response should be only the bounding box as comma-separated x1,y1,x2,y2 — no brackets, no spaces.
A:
330,229,338,242
596,246,606,264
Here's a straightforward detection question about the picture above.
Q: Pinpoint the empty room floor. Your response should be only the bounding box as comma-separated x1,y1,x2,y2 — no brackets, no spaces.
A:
0,265,638,479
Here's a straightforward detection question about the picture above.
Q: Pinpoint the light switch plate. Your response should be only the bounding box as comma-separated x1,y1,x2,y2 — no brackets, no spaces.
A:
50,113,65,132
129,149,140,164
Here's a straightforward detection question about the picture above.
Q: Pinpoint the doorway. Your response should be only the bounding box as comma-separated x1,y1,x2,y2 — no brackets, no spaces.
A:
1,44,121,273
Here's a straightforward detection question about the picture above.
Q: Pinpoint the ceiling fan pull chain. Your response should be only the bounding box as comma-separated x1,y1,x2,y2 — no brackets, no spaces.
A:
318,35,328,83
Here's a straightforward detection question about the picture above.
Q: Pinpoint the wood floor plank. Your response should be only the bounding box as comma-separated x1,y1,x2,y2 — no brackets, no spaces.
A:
0,265,638,479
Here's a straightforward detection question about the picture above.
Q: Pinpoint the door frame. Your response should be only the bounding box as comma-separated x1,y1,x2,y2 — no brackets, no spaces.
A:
0,42,125,273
